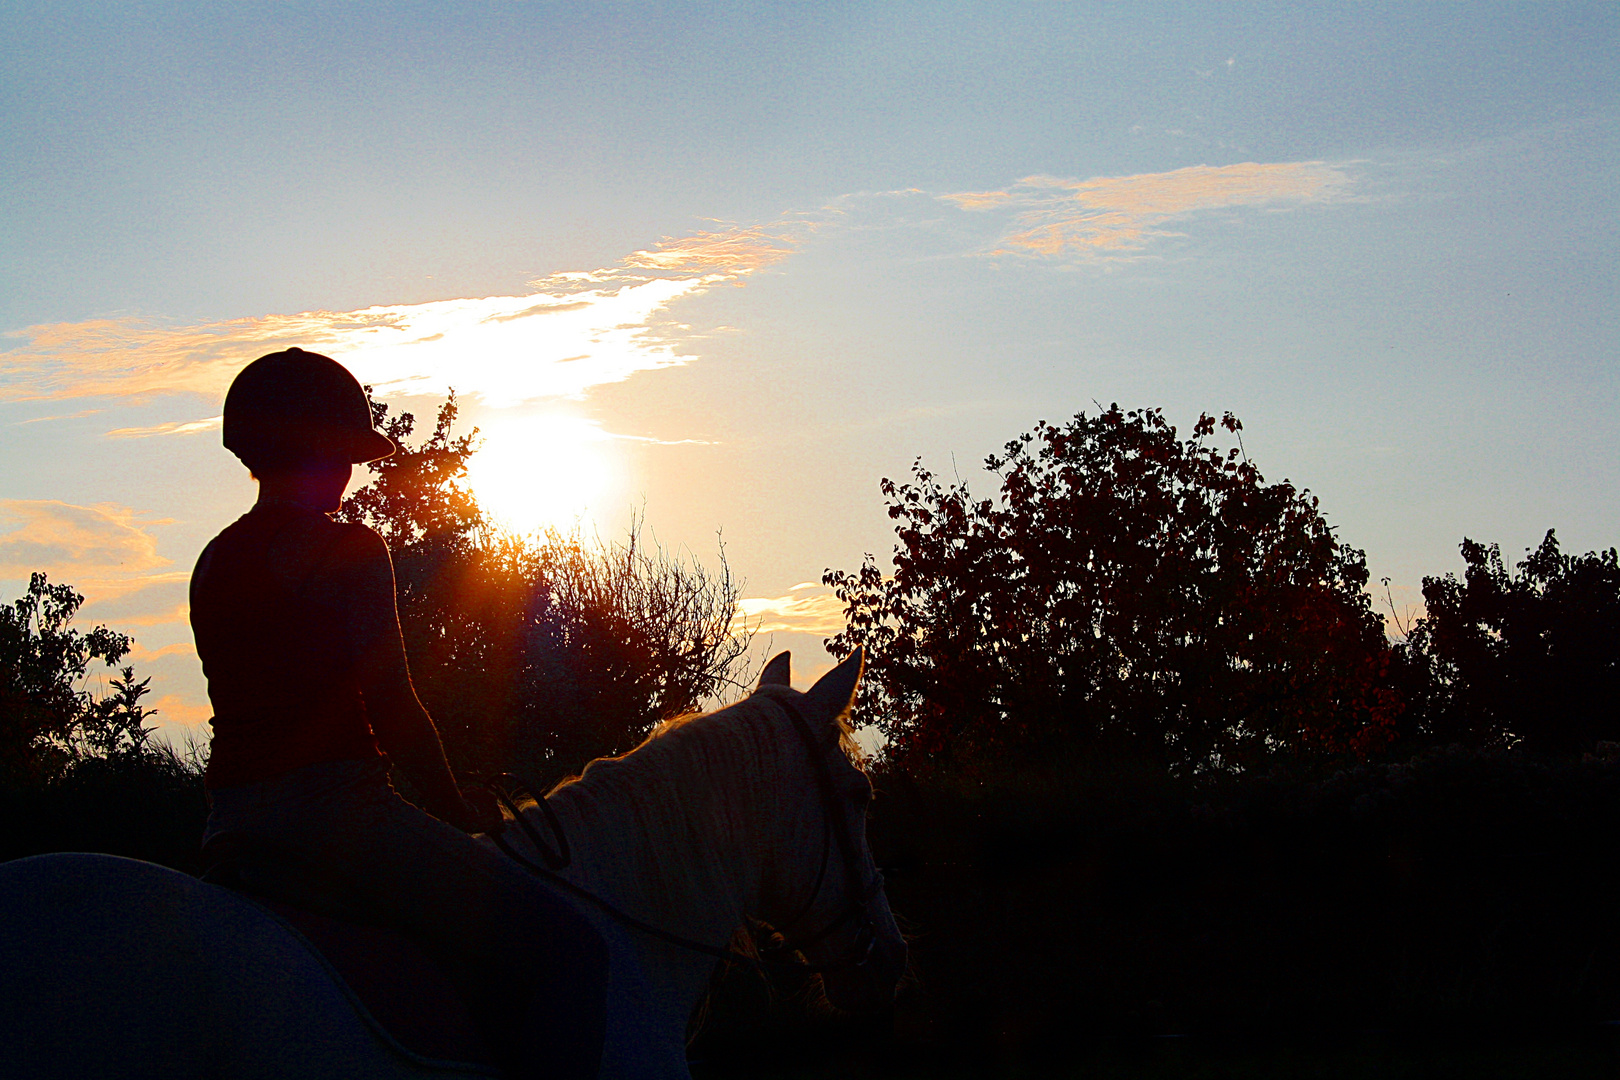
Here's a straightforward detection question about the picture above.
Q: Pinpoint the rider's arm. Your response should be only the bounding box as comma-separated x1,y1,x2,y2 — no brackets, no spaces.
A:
345,526,499,833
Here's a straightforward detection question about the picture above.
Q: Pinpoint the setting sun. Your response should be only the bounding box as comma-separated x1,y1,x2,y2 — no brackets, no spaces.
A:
463,415,617,536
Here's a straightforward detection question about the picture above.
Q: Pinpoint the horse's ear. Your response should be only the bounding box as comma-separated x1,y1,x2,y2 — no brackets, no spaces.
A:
758,651,792,689
805,647,863,720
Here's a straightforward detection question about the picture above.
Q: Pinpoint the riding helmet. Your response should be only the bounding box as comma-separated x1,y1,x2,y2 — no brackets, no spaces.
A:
222,348,396,468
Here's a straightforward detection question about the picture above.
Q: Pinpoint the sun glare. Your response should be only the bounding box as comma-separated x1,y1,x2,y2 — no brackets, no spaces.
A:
464,416,617,536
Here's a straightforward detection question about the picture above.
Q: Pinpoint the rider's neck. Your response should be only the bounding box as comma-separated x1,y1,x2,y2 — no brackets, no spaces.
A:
255,462,352,515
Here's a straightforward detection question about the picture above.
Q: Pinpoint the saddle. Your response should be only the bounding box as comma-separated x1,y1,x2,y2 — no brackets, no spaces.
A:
201,838,504,1073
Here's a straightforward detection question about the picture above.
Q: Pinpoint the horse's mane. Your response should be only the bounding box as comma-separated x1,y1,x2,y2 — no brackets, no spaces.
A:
546,690,864,798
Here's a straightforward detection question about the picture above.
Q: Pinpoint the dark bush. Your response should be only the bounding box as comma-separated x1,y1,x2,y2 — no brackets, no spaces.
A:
1,572,207,872
338,395,752,786
0,573,158,786
1404,531,1620,754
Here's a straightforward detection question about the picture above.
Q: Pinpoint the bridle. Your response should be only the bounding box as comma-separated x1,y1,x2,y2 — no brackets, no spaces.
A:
479,695,885,976
757,695,884,971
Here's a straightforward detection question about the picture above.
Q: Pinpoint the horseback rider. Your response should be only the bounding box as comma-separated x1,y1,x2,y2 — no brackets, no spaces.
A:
192,347,607,1079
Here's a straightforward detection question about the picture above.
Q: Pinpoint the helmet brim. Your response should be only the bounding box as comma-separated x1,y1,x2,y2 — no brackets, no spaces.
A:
348,428,397,464
226,421,397,467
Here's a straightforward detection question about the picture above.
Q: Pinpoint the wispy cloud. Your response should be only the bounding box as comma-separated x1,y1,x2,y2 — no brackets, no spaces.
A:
14,408,102,425
149,693,213,727
734,586,847,637
126,640,196,662
104,601,191,628
105,416,222,439
0,500,185,605
943,161,1354,260
1,167,1354,424
623,219,812,275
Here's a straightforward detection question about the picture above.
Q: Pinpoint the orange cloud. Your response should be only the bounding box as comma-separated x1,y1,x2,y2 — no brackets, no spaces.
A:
0,500,172,585
0,499,192,654
126,640,196,662
149,693,213,728
626,225,796,274
0,208,836,418
943,161,1354,259
107,601,191,628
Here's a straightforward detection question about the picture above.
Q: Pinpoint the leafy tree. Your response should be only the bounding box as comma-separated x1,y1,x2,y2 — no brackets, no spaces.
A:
0,573,157,785
339,395,753,785
342,390,486,551
1406,531,1620,754
825,406,1400,772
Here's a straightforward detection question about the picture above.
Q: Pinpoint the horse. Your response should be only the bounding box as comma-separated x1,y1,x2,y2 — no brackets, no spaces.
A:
0,649,905,1079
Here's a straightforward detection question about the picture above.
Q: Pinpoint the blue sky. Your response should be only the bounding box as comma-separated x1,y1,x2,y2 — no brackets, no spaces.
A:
2,2,1616,736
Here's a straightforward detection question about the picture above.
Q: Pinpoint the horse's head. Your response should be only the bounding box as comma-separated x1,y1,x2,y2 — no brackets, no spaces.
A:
753,649,907,1012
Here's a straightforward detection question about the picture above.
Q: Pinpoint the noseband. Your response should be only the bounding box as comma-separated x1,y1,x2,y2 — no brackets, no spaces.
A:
482,695,885,975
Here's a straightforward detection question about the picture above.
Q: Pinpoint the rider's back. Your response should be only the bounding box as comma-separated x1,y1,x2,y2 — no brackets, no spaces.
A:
191,502,382,789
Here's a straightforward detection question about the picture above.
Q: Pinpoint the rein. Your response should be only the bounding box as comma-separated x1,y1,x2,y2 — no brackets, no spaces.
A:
477,697,882,976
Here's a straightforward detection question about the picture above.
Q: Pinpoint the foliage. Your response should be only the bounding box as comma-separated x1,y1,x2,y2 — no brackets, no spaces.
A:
1404,531,1620,754
0,573,159,786
825,405,1399,772
343,390,486,551
339,395,753,785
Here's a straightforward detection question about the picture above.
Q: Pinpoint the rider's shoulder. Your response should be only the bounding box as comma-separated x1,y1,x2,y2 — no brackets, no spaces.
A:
329,521,392,572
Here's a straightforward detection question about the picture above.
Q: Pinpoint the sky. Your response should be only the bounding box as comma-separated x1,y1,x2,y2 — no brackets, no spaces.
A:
2,2,1616,742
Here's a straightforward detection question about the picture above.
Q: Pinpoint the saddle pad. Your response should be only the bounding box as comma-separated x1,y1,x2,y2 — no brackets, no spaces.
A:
258,898,502,1071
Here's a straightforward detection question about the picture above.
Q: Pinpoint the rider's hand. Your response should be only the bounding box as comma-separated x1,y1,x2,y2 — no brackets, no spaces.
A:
448,787,505,835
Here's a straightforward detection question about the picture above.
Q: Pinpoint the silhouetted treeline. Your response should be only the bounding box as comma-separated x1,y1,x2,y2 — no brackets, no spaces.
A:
827,405,1620,773
1399,531,1620,756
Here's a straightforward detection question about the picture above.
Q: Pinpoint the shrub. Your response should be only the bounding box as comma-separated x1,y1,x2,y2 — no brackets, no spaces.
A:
0,573,159,786
1405,531,1620,754
339,395,752,785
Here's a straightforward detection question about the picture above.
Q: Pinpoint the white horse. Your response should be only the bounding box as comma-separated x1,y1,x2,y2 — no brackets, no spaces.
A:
0,650,905,1079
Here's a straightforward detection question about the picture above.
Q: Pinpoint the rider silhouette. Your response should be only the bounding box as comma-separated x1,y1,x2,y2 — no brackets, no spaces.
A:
193,348,607,1079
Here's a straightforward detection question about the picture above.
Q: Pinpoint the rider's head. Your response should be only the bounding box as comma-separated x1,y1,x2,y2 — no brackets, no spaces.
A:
223,348,395,505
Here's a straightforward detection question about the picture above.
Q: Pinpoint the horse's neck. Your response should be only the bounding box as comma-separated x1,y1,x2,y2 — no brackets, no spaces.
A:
546,710,787,1011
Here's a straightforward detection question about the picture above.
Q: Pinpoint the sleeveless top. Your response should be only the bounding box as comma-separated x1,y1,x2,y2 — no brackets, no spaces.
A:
192,502,383,789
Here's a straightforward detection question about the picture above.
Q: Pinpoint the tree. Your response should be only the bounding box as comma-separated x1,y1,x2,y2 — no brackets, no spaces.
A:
339,396,753,785
1406,531,1620,755
825,406,1400,772
341,390,486,551
0,573,157,785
